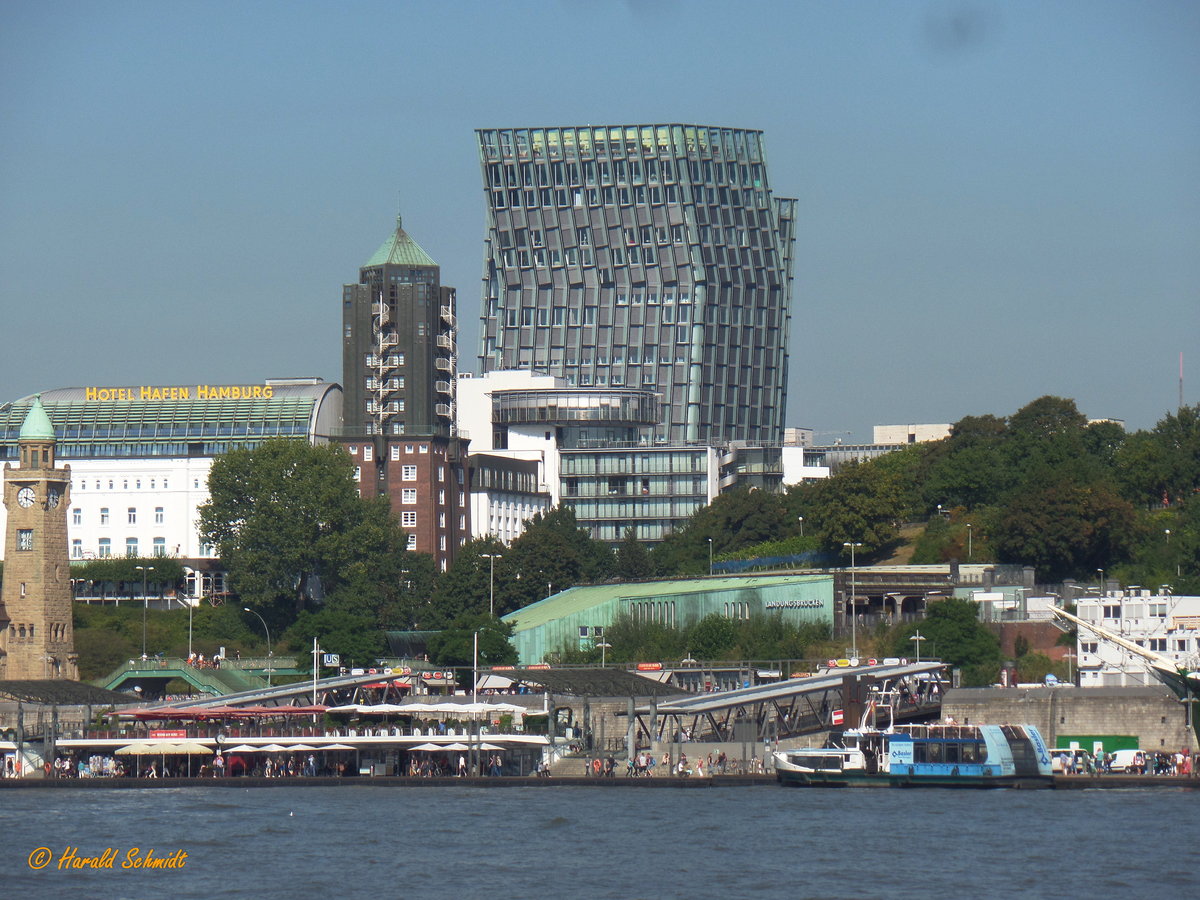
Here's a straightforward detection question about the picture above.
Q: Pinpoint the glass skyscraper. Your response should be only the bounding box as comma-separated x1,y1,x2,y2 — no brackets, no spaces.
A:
476,124,795,445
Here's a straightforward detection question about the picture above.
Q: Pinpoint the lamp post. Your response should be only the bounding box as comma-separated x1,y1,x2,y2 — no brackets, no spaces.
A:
707,537,713,576
597,640,612,668
910,630,926,664
243,607,272,686
843,542,863,660
135,565,153,659
481,553,501,617
1063,649,1077,686
1097,568,1105,598
966,524,973,562
797,516,804,537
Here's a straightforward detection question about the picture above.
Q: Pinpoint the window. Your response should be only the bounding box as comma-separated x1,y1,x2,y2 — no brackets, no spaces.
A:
402,489,417,504
402,465,417,481
71,539,82,559
406,534,417,550
128,508,137,525
126,538,138,557
354,466,361,482
17,529,33,551
153,537,166,557
100,508,110,525
98,538,111,558
155,507,164,525
363,446,373,462
437,466,445,482
401,511,418,528
419,444,429,454
73,508,82,525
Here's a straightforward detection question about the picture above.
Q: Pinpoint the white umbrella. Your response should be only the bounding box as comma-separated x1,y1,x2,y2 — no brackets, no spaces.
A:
226,744,259,753
258,743,288,752
114,743,155,755
325,704,360,714
410,742,445,752
442,742,470,751
285,744,317,752
322,743,355,751
478,742,506,751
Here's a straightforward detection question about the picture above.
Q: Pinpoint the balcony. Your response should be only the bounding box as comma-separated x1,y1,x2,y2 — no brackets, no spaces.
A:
434,358,454,372
440,306,456,327
378,333,399,348
436,334,454,350
435,381,453,395
435,403,454,418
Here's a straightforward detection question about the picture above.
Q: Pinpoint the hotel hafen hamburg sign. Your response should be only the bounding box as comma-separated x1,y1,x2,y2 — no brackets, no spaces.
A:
84,384,276,401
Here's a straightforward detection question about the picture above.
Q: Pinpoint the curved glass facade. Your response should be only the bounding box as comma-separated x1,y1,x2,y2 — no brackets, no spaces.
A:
492,389,659,427
0,383,340,460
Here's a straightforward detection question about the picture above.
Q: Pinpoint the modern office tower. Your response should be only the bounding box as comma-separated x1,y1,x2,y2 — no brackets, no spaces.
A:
342,215,458,438
341,215,469,571
475,125,795,445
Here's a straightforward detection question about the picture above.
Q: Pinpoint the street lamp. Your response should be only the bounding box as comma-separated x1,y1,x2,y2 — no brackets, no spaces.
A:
707,537,713,576
135,565,153,659
843,542,863,660
1097,568,1105,598
243,607,273,686
797,516,804,537
481,552,501,617
596,640,612,668
910,630,926,664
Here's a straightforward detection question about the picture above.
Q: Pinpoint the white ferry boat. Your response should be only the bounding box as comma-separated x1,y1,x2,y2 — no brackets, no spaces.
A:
774,702,1053,789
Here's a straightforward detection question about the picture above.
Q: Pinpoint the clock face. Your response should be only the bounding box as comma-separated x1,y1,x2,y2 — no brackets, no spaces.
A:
17,486,35,508
47,488,60,508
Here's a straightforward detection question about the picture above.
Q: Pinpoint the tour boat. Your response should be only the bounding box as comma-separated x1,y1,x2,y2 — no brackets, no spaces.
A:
774,701,1054,789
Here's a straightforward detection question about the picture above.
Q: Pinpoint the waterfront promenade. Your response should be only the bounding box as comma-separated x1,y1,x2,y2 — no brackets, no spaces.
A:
2,773,1196,790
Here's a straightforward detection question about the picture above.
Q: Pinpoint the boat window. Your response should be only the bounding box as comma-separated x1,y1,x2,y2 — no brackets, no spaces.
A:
913,743,926,763
926,742,942,763
962,742,987,763
944,742,960,764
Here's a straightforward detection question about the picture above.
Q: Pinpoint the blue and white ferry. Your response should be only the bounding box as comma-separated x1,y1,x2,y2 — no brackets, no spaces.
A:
774,703,1053,789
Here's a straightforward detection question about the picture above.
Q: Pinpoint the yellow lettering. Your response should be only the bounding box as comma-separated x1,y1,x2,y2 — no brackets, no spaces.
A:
85,387,97,401
252,385,263,398
263,385,274,398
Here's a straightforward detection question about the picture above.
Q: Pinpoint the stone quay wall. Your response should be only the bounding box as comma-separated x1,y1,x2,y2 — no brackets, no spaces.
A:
943,686,1197,752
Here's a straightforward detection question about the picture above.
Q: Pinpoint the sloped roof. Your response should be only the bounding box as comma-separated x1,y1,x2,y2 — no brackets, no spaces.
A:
502,573,832,633
18,395,55,441
364,216,438,268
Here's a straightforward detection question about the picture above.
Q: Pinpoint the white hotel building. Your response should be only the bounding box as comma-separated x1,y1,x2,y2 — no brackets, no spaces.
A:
0,380,341,598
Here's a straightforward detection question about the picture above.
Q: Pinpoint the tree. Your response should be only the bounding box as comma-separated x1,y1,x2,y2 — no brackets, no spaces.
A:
283,607,387,670
989,475,1135,582
491,508,613,615
795,460,906,555
428,538,508,628
425,614,517,667
615,527,653,580
687,613,738,659
893,597,1001,685
653,488,789,576
199,440,366,618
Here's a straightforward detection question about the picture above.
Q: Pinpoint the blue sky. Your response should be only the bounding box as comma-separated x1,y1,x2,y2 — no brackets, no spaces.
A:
2,1,1196,439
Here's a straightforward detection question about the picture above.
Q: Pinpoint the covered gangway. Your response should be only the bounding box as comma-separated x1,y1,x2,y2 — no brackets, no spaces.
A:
633,661,948,744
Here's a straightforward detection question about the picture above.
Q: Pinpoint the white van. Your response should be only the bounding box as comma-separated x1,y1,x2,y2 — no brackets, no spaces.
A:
1107,749,1144,773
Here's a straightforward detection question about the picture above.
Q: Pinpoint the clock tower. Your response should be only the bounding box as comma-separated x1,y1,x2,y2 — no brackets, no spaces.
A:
0,396,78,680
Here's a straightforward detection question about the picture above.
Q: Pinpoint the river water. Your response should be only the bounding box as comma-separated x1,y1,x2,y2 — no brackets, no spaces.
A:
2,784,1195,899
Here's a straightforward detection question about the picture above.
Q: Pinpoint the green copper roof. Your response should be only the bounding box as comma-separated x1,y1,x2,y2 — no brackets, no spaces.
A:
364,215,438,268
19,395,55,441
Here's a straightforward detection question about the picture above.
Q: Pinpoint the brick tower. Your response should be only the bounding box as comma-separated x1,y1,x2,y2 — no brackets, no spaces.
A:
0,396,78,680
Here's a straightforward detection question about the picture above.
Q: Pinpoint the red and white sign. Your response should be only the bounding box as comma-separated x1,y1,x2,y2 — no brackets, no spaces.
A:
636,662,663,671
150,729,187,739
831,710,844,726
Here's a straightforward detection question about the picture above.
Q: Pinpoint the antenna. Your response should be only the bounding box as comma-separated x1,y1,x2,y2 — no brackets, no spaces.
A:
1180,351,1184,411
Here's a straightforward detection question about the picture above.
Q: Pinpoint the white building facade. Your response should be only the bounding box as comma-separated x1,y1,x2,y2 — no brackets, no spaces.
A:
1075,590,1200,686
0,380,342,599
